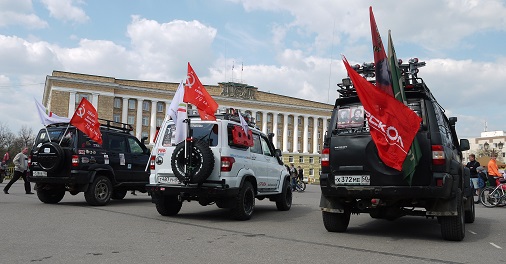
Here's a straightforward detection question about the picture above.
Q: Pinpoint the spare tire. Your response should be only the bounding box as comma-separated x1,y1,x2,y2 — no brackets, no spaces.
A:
171,140,214,184
38,142,64,172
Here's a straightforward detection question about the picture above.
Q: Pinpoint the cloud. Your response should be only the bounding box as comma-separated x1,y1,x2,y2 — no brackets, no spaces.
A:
0,0,48,28
41,0,89,24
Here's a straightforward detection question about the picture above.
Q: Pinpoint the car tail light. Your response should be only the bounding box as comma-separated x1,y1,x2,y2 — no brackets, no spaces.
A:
321,148,330,168
150,155,156,170
28,155,32,167
436,179,444,187
221,157,235,172
72,155,79,167
432,145,445,165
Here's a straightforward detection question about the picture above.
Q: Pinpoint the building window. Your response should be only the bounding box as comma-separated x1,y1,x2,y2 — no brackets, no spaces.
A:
156,118,163,127
288,156,294,163
256,113,261,121
309,156,314,163
288,117,293,125
309,168,314,176
128,99,136,110
318,144,321,151
277,129,282,135
142,116,149,126
113,114,120,123
318,132,321,139
298,117,302,125
297,142,301,152
127,115,135,125
142,101,150,111
318,119,322,127
141,131,148,139
157,102,164,112
288,130,291,136
298,130,301,137
114,98,121,108
308,143,311,150
299,156,304,163
267,114,272,122
76,93,89,103
267,128,271,133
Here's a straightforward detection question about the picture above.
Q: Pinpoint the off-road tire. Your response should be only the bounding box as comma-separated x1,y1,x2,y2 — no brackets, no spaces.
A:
84,175,112,206
275,180,292,211
171,140,214,184
322,210,351,232
440,194,465,241
155,195,182,216
231,181,255,220
464,195,475,223
36,186,65,204
37,142,64,172
111,189,127,200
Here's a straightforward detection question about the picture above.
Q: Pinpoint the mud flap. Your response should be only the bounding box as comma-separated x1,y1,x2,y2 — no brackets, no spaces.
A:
427,189,461,216
320,193,345,213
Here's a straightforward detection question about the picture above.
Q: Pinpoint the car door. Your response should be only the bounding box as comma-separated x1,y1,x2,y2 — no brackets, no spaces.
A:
249,133,267,191
259,135,281,191
125,136,150,182
106,133,129,182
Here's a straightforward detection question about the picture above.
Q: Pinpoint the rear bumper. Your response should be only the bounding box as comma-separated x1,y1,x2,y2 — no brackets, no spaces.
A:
320,173,455,200
28,170,90,185
146,183,240,198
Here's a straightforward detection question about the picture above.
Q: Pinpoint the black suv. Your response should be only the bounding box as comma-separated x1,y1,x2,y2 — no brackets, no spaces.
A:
28,120,150,206
320,59,472,241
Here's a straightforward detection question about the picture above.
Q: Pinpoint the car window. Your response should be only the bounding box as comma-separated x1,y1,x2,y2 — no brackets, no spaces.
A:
79,132,102,149
108,135,127,152
35,128,76,148
162,123,218,147
250,133,262,154
128,137,144,154
260,136,273,156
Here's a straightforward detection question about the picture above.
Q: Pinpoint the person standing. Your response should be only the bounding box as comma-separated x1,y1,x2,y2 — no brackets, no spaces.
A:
297,166,304,183
487,154,501,187
3,147,33,194
466,154,480,195
289,163,297,191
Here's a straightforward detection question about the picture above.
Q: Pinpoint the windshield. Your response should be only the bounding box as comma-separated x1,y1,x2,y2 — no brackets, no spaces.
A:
161,123,219,147
34,128,76,148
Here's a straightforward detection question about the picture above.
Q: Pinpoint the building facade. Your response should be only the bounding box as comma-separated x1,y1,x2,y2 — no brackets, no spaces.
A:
463,131,506,167
42,71,333,182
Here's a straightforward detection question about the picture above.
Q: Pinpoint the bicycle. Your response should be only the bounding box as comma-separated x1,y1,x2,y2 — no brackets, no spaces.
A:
292,178,306,192
479,178,506,207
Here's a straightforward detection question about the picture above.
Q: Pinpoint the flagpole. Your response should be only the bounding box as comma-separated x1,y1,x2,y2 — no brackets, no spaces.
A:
45,126,51,143
58,124,71,145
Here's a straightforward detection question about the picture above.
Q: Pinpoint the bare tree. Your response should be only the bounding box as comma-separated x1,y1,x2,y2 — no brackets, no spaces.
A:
18,125,35,148
0,122,15,152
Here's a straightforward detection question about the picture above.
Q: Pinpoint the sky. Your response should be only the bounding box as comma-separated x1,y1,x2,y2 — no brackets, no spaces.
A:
1,0,506,139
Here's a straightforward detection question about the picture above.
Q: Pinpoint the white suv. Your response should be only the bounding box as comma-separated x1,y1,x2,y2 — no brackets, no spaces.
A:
146,109,292,220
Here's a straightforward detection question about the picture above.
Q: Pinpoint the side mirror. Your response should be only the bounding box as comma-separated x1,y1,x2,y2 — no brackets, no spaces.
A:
449,117,457,126
460,139,470,151
275,149,282,157
141,136,148,145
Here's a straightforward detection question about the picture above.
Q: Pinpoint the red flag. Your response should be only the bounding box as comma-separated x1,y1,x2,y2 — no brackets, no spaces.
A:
70,98,103,145
184,62,218,121
370,6,394,97
343,57,421,171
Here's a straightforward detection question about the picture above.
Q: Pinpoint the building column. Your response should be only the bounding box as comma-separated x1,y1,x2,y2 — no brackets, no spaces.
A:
150,100,158,144
136,99,143,139
313,117,319,154
251,110,257,124
282,113,288,152
272,112,279,148
321,118,328,152
122,98,128,124
262,112,267,134
91,93,99,109
293,115,298,152
68,91,76,118
303,115,309,153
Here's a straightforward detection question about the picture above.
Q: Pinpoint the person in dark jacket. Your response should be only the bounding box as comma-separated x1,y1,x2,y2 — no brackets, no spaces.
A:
466,154,480,195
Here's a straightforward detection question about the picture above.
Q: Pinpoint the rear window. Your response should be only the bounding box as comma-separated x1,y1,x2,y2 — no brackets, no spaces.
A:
161,123,219,147
34,128,76,148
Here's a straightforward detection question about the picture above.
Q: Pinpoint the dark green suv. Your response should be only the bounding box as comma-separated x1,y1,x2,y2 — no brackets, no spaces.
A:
28,120,150,206
320,60,472,241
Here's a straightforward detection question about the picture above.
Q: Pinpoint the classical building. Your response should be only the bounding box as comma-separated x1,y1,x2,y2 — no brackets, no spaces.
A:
42,71,333,181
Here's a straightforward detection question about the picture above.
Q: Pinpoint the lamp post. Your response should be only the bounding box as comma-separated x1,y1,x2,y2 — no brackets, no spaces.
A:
483,141,503,157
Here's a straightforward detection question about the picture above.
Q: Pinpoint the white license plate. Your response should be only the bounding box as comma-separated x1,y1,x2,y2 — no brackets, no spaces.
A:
32,171,47,177
158,176,180,184
335,175,370,185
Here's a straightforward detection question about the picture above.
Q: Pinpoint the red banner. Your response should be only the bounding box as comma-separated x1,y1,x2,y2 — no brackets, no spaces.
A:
184,62,218,121
70,98,102,145
370,6,394,97
343,57,421,171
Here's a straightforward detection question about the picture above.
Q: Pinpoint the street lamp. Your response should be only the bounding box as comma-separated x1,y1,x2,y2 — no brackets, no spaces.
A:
482,141,503,158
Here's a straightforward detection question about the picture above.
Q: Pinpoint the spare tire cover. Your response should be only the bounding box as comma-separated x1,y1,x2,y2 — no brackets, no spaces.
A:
38,142,64,172
171,140,214,184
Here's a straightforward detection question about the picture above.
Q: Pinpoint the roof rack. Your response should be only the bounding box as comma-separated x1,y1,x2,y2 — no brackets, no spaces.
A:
186,107,260,130
98,118,133,133
337,58,427,98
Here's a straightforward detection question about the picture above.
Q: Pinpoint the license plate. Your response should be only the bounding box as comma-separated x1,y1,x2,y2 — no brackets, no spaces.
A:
158,176,180,184
32,171,47,177
335,175,370,185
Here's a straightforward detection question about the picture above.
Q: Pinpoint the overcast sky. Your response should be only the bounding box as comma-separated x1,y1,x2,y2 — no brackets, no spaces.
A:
1,0,505,139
